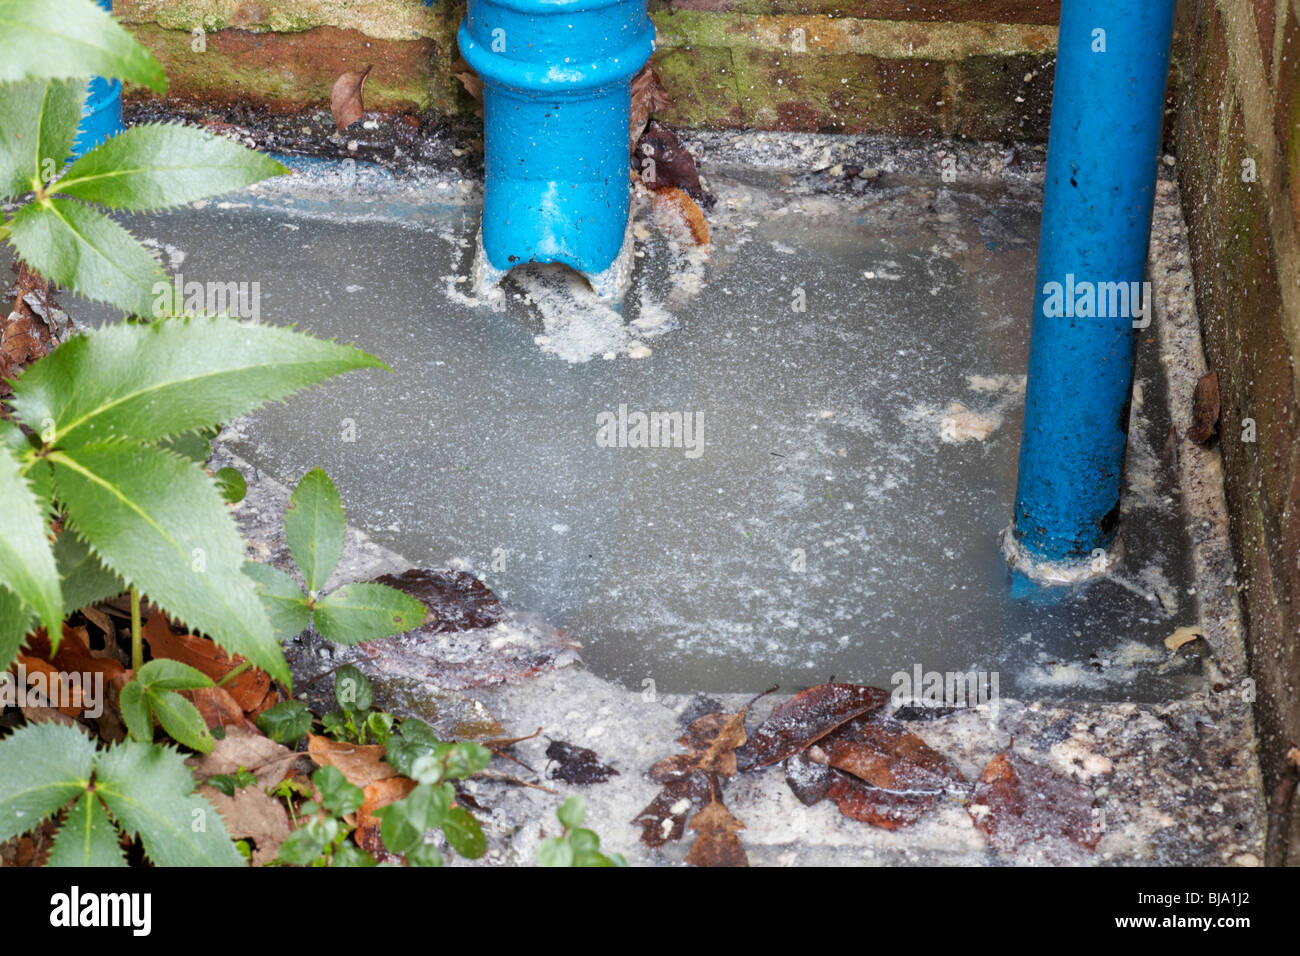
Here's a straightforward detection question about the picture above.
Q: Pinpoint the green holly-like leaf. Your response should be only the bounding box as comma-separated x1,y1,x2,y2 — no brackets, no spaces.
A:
50,441,289,685
0,78,84,200
215,467,246,504
313,583,426,645
56,122,288,212
8,315,388,448
53,531,126,614
0,588,33,674
0,721,94,843
0,442,62,652
0,0,166,91
284,468,346,595
255,700,313,744
5,197,166,316
93,738,244,866
46,790,127,867
243,562,311,644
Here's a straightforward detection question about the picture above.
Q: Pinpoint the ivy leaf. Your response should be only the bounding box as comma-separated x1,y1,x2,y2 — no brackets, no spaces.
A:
333,663,372,713
284,468,346,595
94,738,244,866
0,442,62,647
0,722,95,843
440,805,485,858
313,766,363,817
50,441,289,685
375,782,451,856
0,78,84,200
404,841,443,867
46,790,127,867
53,531,126,614
0,0,166,91
8,315,388,448
255,700,313,744
56,122,288,211
537,837,574,867
243,562,310,643
5,197,166,316
313,583,426,645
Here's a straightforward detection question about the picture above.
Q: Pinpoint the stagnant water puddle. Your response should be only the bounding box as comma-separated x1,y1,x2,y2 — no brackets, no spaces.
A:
24,157,1203,700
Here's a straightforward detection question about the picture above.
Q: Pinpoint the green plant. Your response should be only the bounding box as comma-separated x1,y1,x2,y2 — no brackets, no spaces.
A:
0,0,390,686
119,658,216,753
205,766,258,797
538,796,626,867
245,469,428,648
274,765,374,867
0,721,243,865
317,664,396,746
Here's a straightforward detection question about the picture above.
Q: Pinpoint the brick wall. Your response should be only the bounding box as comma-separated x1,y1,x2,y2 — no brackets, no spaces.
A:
1174,0,1300,864
115,0,1060,139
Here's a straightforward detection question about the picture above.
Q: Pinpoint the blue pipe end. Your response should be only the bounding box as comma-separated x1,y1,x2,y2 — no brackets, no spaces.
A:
72,0,124,160
460,0,654,276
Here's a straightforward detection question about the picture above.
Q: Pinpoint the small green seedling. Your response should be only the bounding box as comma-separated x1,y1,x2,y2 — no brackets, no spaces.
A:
119,658,216,752
538,796,627,867
274,765,373,867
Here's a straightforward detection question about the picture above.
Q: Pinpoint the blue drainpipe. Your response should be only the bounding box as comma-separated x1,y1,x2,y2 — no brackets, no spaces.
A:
458,0,655,277
1008,0,1177,573
72,0,125,159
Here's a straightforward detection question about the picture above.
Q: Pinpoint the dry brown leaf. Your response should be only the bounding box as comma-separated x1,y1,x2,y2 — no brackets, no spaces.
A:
736,683,890,771
683,794,747,867
825,770,935,830
190,725,298,790
199,784,290,866
1187,369,1220,444
451,58,483,113
331,64,372,132
968,751,1103,859
307,733,398,789
143,613,271,713
629,65,671,149
184,685,256,733
651,185,710,247
354,777,417,855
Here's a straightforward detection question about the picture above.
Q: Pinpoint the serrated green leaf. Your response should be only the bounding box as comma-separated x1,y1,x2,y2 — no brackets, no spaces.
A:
94,738,244,867
0,79,84,199
57,123,288,211
314,583,426,645
49,441,288,685
47,790,127,867
8,315,388,447
243,562,310,643
255,700,313,744
5,198,166,315
118,679,152,743
0,721,94,843
137,658,213,691
156,431,212,464
285,468,345,595
0,587,34,672
53,531,126,614
0,441,62,643
440,806,485,859
215,466,246,504
0,0,166,91
149,688,213,752
333,663,372,713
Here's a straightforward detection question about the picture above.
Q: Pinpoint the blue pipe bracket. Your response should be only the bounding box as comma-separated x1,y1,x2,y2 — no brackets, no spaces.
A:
1007,0,1177,578
72,0,125,159
458,0,654,277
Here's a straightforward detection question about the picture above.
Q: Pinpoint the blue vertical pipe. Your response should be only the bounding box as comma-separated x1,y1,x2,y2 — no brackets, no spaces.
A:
458,0,654,275
1010,0,1177,563
72,0,125,159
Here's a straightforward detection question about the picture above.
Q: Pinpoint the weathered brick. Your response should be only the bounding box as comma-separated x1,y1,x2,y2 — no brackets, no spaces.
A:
658,0,1061,24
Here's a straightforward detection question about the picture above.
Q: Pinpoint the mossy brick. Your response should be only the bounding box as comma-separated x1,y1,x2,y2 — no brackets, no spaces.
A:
1276,5,1299,228
124,23,434,112
117,0,449,40
943,52,1054,140
650,47,747,128
654,0,1061,24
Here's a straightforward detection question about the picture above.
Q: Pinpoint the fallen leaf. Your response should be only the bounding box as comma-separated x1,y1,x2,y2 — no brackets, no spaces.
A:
967,751,1103,858
198,783,290,866
684,793,747,867
785,750,834,806
190,725,298,790
633,772,712,847
1164,626,1204,652
16,657,86,717
450,58,483,115
629,65,671,150
1187,369,1220,444
331,64,372,132
820,716,966,796
736,683,890,771
633,119,711,207
354,776,417,855
143,613,271,713
1,263,68,396
651,186,710,247
184,685,256,733
545,739,618,785
825,770,935,830
374,568,499,632
307,733,397,789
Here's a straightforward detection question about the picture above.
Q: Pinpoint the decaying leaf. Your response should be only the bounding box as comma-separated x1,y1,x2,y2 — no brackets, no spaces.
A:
634,707,750,850
199,782,291,866
451,58,483,115
1187,369,1220,444
785,750,834,805
331,64,373,132
354,776,417,856
967,751,1103,858
633,120,711,207
1,263,69,396
307,733,398,789
736,683,890,771
190,725,299,790
684,793,747,867
143,613,275,715
374,568,499,633
184,684,255,733
651,186,710,248
819,716,967,796
825,770,935,830
545,739,618,785
629,65,672,150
